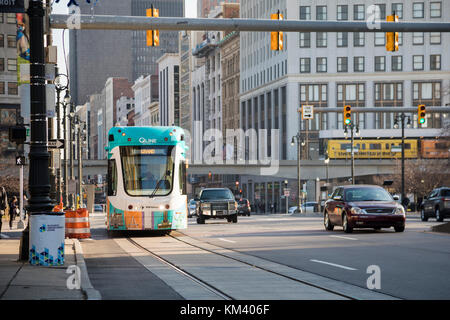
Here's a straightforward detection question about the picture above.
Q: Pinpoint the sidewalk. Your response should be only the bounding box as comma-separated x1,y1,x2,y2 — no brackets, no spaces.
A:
0,217,85,300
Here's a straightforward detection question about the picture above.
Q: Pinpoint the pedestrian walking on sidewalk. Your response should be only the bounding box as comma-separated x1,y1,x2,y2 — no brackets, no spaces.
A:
0,187,7,234
9,196,18,229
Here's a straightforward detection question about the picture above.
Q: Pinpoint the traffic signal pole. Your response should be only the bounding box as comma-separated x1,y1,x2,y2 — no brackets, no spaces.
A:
401,114,405,205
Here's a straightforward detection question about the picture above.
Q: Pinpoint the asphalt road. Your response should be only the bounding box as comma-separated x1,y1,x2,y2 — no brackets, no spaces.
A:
84,213,449,300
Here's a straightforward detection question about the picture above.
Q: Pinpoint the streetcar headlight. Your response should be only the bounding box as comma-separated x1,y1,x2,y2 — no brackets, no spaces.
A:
350,207,365,215
394,206,405,215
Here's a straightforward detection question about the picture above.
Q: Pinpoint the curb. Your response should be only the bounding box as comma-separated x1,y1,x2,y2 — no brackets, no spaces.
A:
73,239,102,300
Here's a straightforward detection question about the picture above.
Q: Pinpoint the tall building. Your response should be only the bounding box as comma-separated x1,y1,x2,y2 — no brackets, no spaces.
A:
239,0,450,212
116,96,135,126
158,53,180,126
132,74,159,127
0,13,20,160
197,0,239,18
69,0,184,106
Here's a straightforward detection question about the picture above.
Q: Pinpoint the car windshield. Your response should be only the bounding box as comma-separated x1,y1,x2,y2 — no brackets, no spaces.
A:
238,200,247,204
120,145,174,196
200,189,234,200
441,189,450,196
345,187,393,202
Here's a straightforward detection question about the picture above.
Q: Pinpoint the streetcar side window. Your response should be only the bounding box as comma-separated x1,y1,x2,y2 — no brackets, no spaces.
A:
108,159,117,196
179,161,187,195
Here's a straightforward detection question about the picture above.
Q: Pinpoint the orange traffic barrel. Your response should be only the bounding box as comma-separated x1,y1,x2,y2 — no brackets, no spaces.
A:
65,208,91,239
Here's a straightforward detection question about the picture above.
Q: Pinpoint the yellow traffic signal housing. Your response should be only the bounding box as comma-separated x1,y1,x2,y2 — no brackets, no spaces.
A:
418,104,426,125
146,8,160,47
270,12,283,51
386,14,399,52
344,105,352,125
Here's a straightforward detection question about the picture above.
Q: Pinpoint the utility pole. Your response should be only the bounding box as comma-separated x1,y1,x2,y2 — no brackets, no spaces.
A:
77,121,84,209
344,124,359,184
69,110,75,209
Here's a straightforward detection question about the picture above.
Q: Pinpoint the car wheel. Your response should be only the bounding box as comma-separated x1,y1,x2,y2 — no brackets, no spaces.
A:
394,226,405,232
343,214,353,233
232,214,238,223
436,208,444,222
421,209,428,222
197,215,205,224
324,211,334,231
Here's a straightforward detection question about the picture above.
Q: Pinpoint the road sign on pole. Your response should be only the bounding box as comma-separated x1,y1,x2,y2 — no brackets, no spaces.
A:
48,139,64,149
302,105,314,120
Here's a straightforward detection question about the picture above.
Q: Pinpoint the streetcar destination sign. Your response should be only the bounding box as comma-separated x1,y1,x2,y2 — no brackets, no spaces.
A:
0,0,25,13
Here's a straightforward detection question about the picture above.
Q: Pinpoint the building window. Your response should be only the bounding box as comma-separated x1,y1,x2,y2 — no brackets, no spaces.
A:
337,5,348,20
375,83,403,102
392,56,403,71
316,57,327,73
374,32,385,46
430,32,441,44
299,32,311,48
392,3,403,19
316,32,327,47
413,81,442,128
8,82,18,95
7,35,16,48
0,34,3,48
354,57,365,72
337,83,365,128
375,56,386,72
6,13,16,24
0,14,3,23
299,6,311,20
299,84,328,131
413,55,424,70
430,55,441,70
376,4,386,19
354,4,365,20
300,58,311,73
316,6,327,20
413,32,424,45
353,32,365,47
0,82,5,95
413,2,424,18
337,57,348,72
337,32,348,47
7,58,16,71
0,58,3,72
430,2,442,18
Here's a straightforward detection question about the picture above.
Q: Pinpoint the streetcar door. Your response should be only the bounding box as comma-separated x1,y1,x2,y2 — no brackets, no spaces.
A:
108,159,117,197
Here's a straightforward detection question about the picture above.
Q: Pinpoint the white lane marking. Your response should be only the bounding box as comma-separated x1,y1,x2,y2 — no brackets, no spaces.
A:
310,259,357,271
218,238,236,243
329,235,358,241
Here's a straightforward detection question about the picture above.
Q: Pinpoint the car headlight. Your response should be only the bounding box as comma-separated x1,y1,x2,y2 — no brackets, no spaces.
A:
350,207,365,215
201,203,211,210
394,206,405,215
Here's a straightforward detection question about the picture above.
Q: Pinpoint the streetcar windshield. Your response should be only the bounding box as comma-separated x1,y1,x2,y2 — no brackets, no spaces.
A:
120,145,175,196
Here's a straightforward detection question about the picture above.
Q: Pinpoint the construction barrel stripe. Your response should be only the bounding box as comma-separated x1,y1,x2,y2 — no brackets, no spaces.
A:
65,209,91,239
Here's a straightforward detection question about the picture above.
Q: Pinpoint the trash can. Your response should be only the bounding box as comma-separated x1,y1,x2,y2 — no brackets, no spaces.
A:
29,212,65,266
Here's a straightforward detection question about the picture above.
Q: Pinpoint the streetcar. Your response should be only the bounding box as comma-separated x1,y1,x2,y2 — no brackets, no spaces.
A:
327,139,418,159
105,126,188,233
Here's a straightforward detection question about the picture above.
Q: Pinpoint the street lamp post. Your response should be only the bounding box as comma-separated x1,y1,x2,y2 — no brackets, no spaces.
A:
77,121,84,209
324,157,330,187
69,106,76,209
344,124,359,184
63,90,71,209
394,113,411,206
291,134,305,213
284,180,288,214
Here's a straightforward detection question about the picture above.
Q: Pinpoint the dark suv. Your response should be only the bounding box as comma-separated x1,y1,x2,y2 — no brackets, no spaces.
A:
237,199,251,216
195,188,238,224
420,187,450,222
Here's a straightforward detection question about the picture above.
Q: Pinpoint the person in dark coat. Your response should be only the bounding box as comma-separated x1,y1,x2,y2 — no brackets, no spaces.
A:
0,187,7,235
9,196,18,229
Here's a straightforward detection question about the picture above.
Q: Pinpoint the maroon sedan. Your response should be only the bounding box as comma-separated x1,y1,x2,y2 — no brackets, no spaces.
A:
324,185,406,233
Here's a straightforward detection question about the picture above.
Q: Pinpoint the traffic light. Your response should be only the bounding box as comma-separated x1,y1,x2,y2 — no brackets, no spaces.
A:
270,11,283,51
146,6,159,47
9,126,26,144
418,104,426,125
385,14,399,52
343,105,352,125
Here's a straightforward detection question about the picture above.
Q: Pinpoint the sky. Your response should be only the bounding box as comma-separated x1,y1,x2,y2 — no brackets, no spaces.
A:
51,0,197,81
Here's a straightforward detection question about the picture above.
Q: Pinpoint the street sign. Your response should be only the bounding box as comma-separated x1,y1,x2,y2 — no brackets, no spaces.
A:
0,0,25,13
16,156,25,166
302,105,314,120
48,139,64,149
284,188,290,197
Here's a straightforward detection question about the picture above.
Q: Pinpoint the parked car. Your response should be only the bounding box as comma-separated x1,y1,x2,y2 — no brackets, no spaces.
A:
288,206,301,214
288,202,318,214
94,204,104,212
188,199,197,218
195,188,238,224
323,185,406,233
420,187,450,222
237,199,251,216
